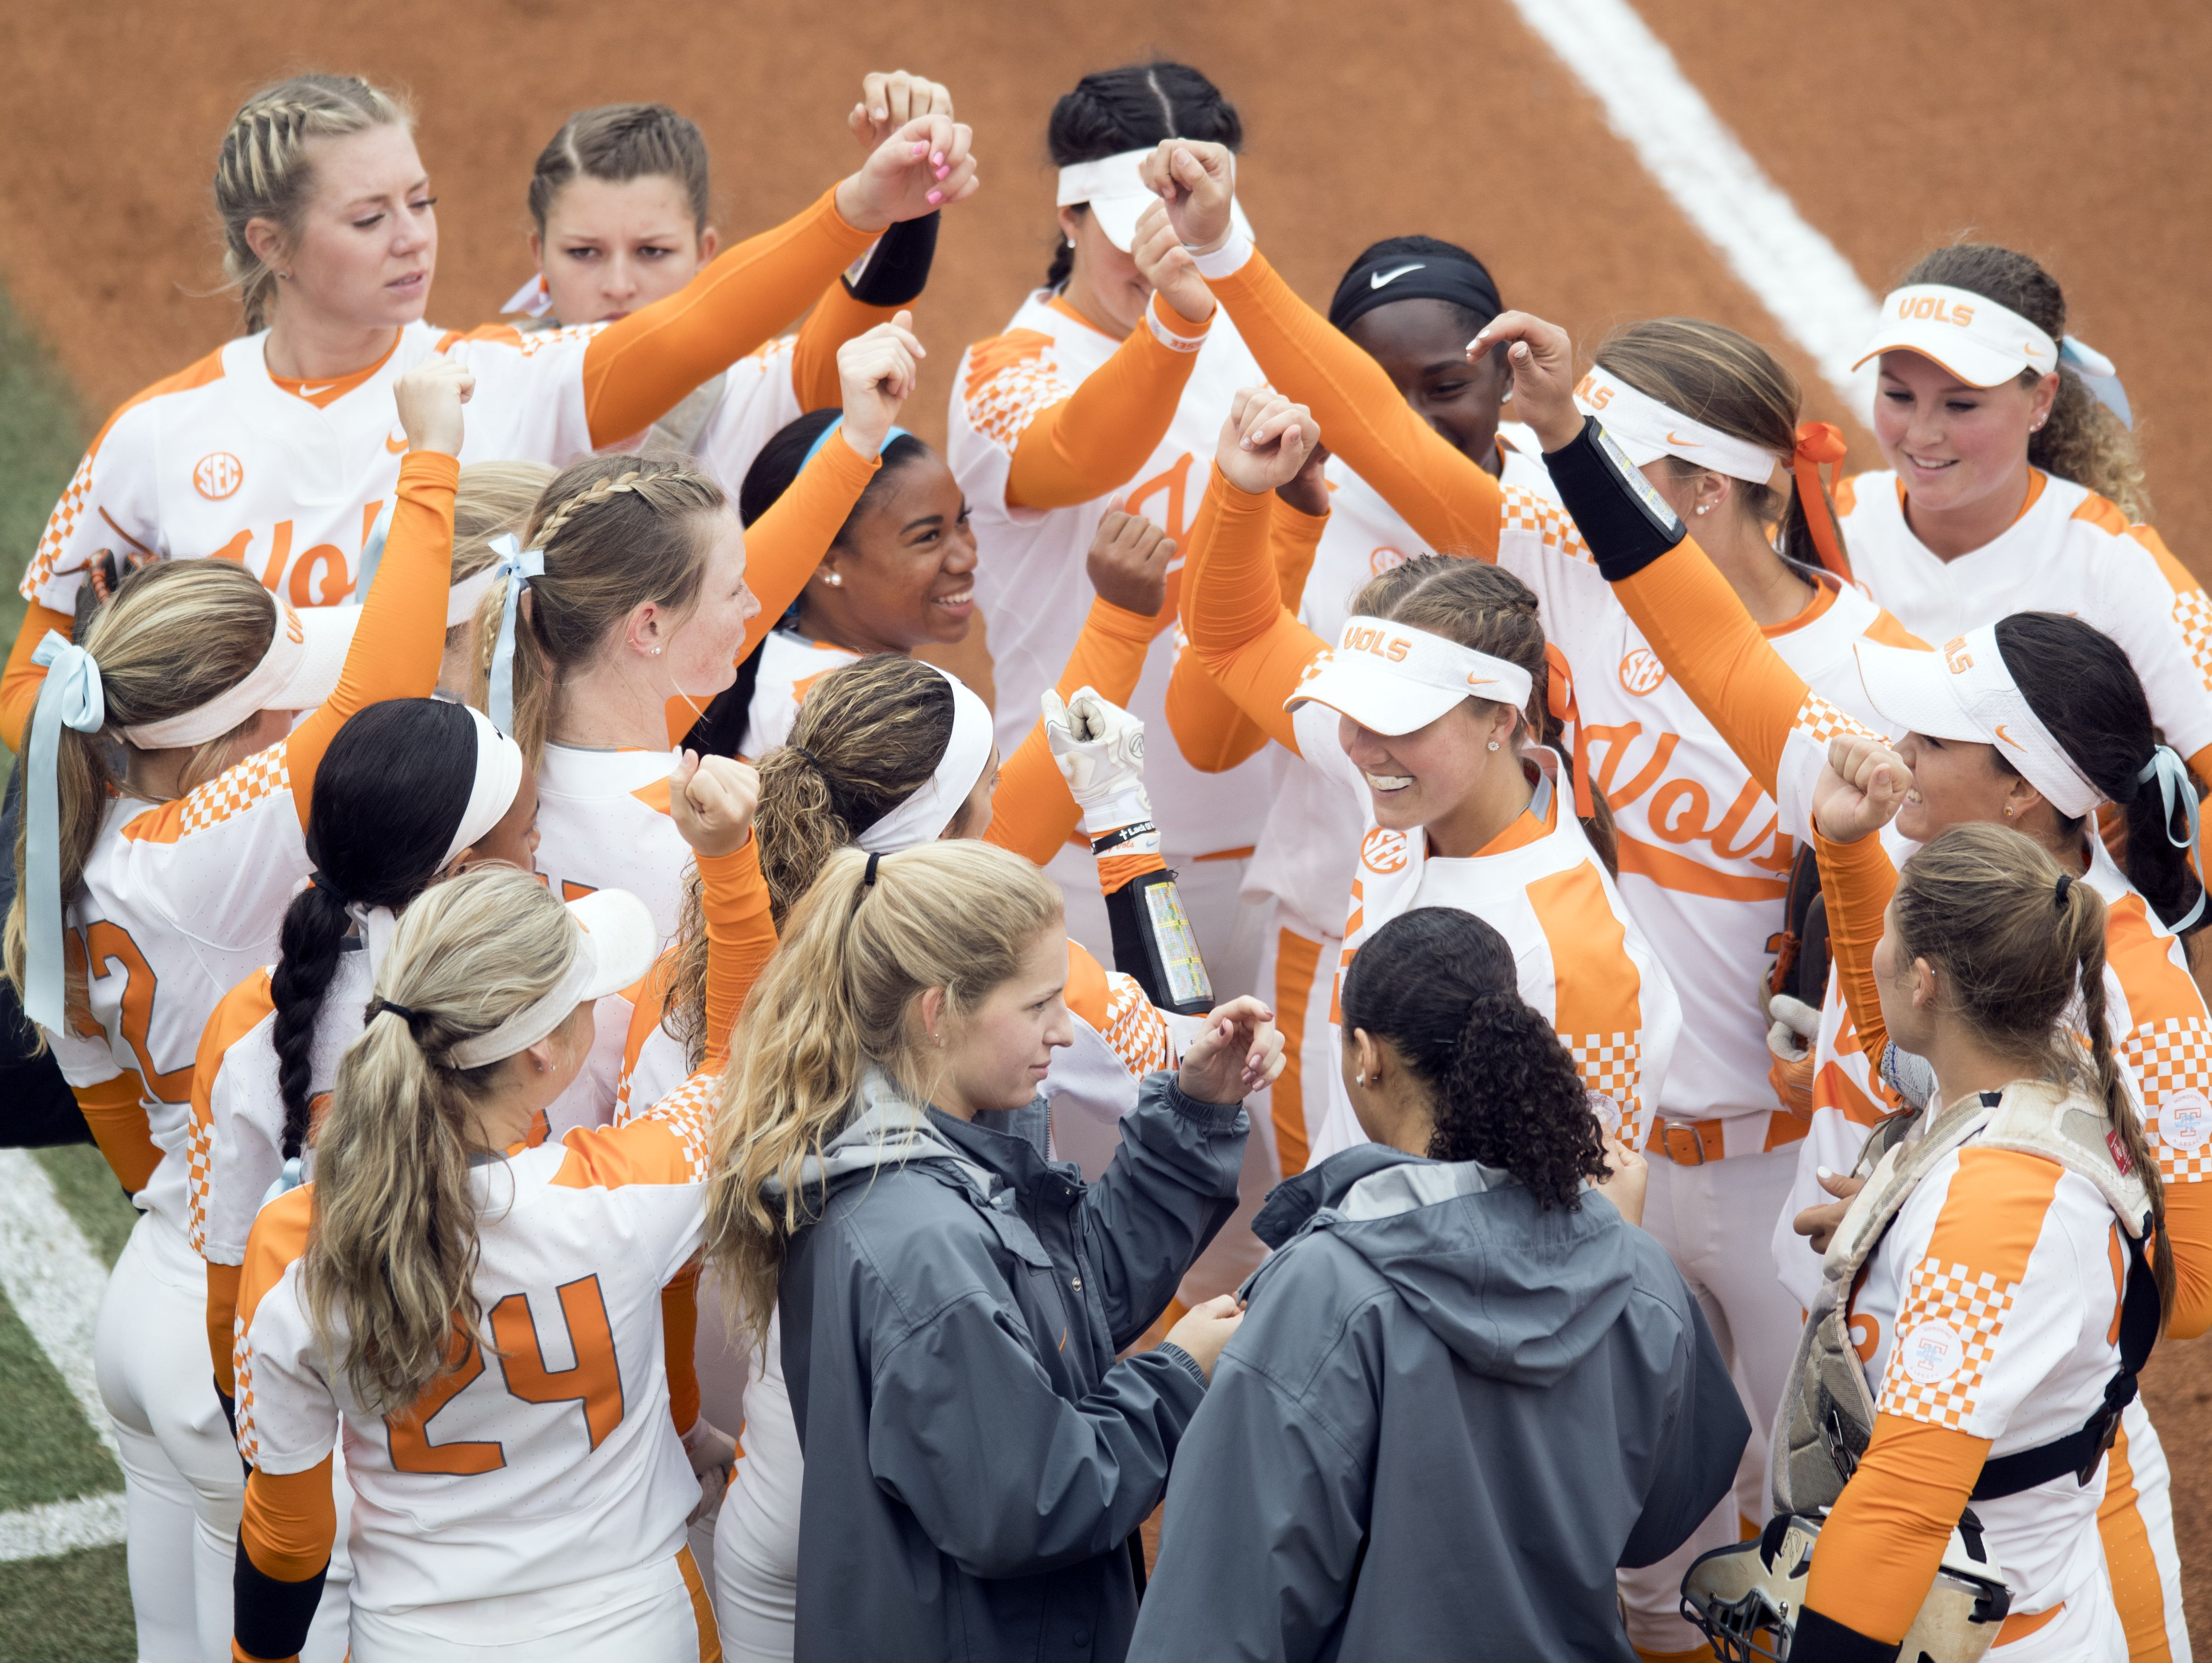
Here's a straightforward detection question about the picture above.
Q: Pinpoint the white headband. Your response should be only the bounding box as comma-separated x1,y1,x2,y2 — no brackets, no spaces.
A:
1853,625,2104,818
1854,284,2059,389
1572,367,1781,483
855,667,996,852
447,566,500,630
1055,147,1254,254
1286,615,1535,738
436,889,657,1069
117,602,357,748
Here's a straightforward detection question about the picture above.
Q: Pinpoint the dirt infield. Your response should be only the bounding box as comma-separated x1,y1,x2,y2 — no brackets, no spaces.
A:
3,0,2209,1641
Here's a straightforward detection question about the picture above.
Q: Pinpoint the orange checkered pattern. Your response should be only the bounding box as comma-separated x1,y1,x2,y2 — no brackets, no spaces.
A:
963,333,1074,453
184,1100,213,1255
1791,690,1881,749
23,452,93,594
512,323,596,359
2173,587,2212,691
1879,1255,2019,1430
1101,971,1174,1078
637,1071,716,1183
1498,483,1591,563
234,1331,263,1464
171,746,292,838
1564,1032,1644,1147
2122,1015,2212,1181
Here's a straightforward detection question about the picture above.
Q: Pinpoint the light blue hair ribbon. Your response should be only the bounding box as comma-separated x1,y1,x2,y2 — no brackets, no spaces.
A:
351,495,398,602
22,634,106,1033
2059,336,2132,429
799,419,915,473
2139,745,2208,932
484,532,544,736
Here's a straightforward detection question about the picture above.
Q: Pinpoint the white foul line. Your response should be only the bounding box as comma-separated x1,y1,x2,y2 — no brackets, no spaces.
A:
1502,0,1881,419
0,1492,127,1562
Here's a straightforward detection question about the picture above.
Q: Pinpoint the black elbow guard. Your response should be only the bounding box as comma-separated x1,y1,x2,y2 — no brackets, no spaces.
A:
1542,418,1689,582
1105,866,1215,1017
234,1538,328,1663
1787,1607,1902,1663
845,213,939,308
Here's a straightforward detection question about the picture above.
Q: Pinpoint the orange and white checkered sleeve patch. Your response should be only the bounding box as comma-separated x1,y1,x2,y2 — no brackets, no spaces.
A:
961,331,1073,453
22,453,94,598
1791,690,1881,749
1878,1255,2020,1430
1498,483,1592,565
1563,1032,1646,1150
1101,972,1174,1079
603,1069,716,1184
185,1096,214,1256
2123,1015,2212,1182
121,746,292,845
2170,588,2212,694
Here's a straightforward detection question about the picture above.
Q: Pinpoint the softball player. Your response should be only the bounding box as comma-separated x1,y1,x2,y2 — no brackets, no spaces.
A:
949,60,1280,988
506,80,948,483
441,462,556,699
2,361,464,1663
2,71,975,747
228,867,728,1662
1513,346,2204,1660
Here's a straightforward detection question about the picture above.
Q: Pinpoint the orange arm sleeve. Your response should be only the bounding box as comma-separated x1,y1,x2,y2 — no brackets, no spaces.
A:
583,185,879,448
283,451,457,826
1804,1413,1991,1643
2163,1177,2212,1340
1177,466,1326,757
1,602,71,753
984,595,1159,867
1166,494,1327,773
207,1260,243,1394
1004,294,1213,512
1814,827,1901,1076
1610,539,1809,799
697,837,776,1070
662,1263,702,1432
1212,248,1498,556
240,1457,337,1584
789,277,906,413
72,1073,160,1193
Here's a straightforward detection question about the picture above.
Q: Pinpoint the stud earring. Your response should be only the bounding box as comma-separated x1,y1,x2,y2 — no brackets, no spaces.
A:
2004,806,2015,817
1355,1073,1366,1086
2032,419,2045,431
824,571,843,587
1696,504,1711,516
1065,236,1075,249
649,645,663,657
1487,739,1500,751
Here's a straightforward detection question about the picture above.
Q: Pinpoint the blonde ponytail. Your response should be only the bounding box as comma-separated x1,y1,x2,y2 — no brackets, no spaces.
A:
704,841,1063,1344
302,866,582,1414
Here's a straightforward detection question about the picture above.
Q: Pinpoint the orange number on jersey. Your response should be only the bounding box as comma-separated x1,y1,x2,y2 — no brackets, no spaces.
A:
1123,452,1195,537
490,1276,625,1452
387,1328,505,1475
79,921,194,1102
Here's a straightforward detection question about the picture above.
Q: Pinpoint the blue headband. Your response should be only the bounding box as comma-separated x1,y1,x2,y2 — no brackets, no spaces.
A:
22,634,107,1033
483,532,543,735
800,419,914,473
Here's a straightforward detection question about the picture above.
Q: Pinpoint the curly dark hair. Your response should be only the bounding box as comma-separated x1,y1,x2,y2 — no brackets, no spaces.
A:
1338,906,1607,1209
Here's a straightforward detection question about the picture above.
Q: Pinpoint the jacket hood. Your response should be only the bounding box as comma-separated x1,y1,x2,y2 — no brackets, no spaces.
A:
1253,1144,1640,1387
759,1066,997,1205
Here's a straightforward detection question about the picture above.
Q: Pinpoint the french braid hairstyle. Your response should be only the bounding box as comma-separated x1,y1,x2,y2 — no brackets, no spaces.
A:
214,74,413,331
1339,906,1608,1209
1349,556,1619,873
1044,62,1242,288
469,456,728,767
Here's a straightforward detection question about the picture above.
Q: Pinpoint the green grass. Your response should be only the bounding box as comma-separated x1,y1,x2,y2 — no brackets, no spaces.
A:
0,1290,120,1512
0,285,86,648
0,1544,141,1663
33,1146,138,1269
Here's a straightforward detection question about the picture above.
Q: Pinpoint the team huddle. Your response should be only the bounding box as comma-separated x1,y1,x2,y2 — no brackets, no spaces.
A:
3,53,2206,1663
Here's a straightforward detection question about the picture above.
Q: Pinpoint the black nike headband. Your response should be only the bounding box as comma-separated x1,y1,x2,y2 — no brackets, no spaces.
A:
1327,249,1503,335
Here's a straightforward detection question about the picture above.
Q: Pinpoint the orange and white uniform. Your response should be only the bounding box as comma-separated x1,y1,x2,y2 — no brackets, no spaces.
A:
4,188,887,751
230,1077,720,1662
1177,467,1680,1164
1613,532,2203,1661
950,287,1280,980
741,632,859,757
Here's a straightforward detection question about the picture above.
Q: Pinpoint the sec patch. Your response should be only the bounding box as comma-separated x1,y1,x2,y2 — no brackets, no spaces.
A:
193,452,244,501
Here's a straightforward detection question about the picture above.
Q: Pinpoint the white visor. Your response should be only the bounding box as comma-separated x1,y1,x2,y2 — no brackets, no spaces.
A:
1572,366,1781,484
1055,148,1254,254
1854,284,2058,389
1286,616,1534,738
855,667,996,852
118,602,358,749
443,888,657,1070
1853,626,2102,818
442,705,527,865
447,566,500,630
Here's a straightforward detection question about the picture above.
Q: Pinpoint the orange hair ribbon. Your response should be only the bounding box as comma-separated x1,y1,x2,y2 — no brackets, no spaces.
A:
1790,421,1853,581
1544,641,1595,819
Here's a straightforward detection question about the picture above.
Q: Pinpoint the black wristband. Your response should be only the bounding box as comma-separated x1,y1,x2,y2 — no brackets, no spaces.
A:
1542,417,1688,582
234,1536,329,1663
1788,1607,1902,1663
846,213,939,308
1090,819,1158,855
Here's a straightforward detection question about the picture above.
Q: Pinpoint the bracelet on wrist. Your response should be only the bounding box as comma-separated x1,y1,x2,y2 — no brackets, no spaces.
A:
1090,819,1159,854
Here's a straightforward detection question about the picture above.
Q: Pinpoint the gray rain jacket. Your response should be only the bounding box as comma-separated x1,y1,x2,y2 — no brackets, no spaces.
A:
778,1065,1247,1662
1128,1145,1748,1662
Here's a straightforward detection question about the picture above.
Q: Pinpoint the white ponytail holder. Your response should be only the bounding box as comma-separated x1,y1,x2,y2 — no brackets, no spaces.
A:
484,533,545,735
2137,745,2207,932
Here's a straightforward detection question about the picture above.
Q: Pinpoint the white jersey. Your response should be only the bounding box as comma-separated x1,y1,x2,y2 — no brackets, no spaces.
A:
24,321,602,614
743,630,859,757
951,290,1280,861
232,1073,714,1618
533,743,690,948
1837,469,2212,760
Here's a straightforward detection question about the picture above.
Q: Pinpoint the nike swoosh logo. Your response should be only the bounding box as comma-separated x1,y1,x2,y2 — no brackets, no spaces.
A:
1370,263,1425,290
385,431,408,454
1993,723,2024,748
1466,674,1498,688
299,384,333,398
1665,431,1703,448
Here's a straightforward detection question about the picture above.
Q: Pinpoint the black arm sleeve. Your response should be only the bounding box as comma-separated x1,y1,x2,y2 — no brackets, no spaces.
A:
1541,417,1689,582
845,212,939,308
233,1541,328,1663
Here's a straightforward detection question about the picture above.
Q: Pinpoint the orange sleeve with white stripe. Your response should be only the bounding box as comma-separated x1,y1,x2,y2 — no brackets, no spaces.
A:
582,186,880,448
0,601,71,753
1210,246,1499,557
984,594,1159,867
697,837,776,1071
1177,466,1327,757
1803,1412,1991,1644
72,1073,160,1194
1166,492,1327,774
282,451,457,826
1813,828,1899,1079
1004,295,1213,512
789,278,909,414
